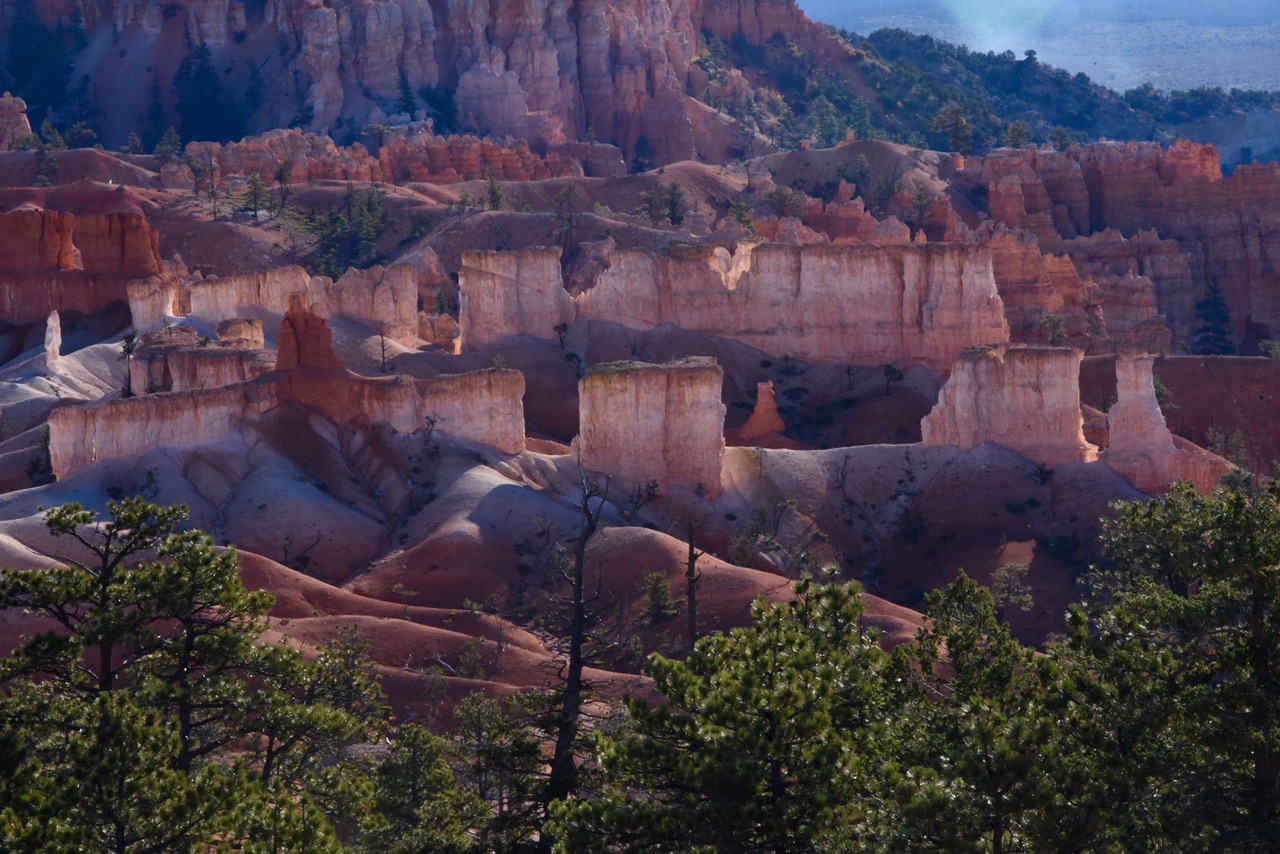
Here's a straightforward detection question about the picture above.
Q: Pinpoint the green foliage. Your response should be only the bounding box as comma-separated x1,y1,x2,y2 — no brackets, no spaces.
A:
243,172,269,217
173,41,243,143
0,500,385,851
451,692,544,850
484,169,504,211
554,577,892,852
888,574,1098,853
396,69,417,117
1041,313,1068,345
989,561,1034,619
1193,279,1236,355
359,725,487,854
1066,481,1280,849
639,572,678,625
1004,119,1032,148
931,104,972,154
303,183,389,278
154,126,183,163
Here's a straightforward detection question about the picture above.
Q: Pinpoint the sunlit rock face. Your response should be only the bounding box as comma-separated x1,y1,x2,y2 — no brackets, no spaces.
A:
575,358,726,498
921,345,1098,468
460,242,1010,373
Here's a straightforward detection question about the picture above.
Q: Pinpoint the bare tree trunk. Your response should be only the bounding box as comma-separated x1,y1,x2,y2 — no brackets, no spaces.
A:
540,467,605,852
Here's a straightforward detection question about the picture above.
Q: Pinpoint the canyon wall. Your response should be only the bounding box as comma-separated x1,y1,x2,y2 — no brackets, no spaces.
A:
461,242,1010,372
81,0,819,161
1104,355,1231,493
921,345,1098,468
575,358,726,498
153,263,418,343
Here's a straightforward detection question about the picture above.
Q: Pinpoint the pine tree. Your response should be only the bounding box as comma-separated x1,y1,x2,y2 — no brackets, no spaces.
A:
1192,278,1236,354
554,577,893,852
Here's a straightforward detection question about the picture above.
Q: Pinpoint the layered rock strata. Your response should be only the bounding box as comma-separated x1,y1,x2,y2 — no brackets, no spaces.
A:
461,243,1009,373
575,358,726,498
137,263,419,344
921,345,1099,468
185,128,619,185
1103,355,1232,493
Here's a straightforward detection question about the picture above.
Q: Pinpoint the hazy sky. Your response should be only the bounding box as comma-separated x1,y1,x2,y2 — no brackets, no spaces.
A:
798,0,1280,91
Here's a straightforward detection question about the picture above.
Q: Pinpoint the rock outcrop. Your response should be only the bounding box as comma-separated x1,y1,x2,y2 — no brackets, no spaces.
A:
921,345,1099,467
129,326,272,397
0,92,31,150
576,358,726,498
1103,355,1231,493
738,381,786,441
461,243,1010,373
42,311,61,372
0,207,163,326
186,127,619,185
50,302,525,478
966,141,1280,349
172,263,419,345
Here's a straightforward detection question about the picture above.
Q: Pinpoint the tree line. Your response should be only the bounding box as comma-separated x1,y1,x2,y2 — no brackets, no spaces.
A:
2,479,1279,851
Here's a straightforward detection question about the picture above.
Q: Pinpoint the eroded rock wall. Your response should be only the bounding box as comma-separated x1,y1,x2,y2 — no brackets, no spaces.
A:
51,300,525,477
461,242,1010,373
575,358,726,498
921,345,1098,467
0,92,31,150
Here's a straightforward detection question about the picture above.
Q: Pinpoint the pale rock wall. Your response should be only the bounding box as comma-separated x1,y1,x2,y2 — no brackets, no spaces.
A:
325,263,419,344
459,247,575,351
575,358,725,497
181,263,417,343
921,345,1098,468
50,367,525,478
54,300,526,477
188,266,318,327
127,275,180,332
216,318,265,349
1104,354,1231,493
461,243,1010,373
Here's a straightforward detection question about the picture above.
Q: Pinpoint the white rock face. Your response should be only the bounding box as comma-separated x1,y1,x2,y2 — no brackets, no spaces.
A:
43,311,61,372
460,243,1010,372
921,345,1099,468
575,358,726,498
